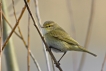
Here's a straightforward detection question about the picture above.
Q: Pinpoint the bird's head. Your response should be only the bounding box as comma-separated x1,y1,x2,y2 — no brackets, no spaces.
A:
42,21,59,34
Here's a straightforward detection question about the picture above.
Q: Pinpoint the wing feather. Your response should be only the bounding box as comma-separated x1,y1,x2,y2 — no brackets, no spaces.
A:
47,28,79,45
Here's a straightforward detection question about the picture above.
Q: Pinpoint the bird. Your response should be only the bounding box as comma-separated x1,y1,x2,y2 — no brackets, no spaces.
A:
42,21,97,62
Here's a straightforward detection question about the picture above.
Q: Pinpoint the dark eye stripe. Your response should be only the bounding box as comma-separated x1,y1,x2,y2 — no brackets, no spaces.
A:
48,25,51,27
46,24,54,28
46,25,51,27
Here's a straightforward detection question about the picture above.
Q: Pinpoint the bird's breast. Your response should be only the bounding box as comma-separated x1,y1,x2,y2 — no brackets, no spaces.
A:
44,35,69,52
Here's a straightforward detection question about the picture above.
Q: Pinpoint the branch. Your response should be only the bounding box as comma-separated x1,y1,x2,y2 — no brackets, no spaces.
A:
101,53,106,71
78,1,95,71
2,12,21,39
0,1,2,71
11,0,41,71
23,0,63,71
2,0,30,50
66,1,77,71
33,0,52,71
27,3,31,71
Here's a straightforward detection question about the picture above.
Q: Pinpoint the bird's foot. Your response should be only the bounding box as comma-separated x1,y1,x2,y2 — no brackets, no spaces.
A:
54,61,60,67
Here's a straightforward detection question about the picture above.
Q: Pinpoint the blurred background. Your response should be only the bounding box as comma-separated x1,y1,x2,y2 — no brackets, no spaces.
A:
2,0,106,71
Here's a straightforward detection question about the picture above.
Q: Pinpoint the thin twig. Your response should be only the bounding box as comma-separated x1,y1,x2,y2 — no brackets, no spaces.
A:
23,0,63,71
43,47,51,71
3,13,41,71
33,0,52,71
66,1,77,71
78,1,95,71
12,0,27,48
51,58,55,71
101,53,106,71
27,2,31,71
11,0,24,42
2,0,20,70
18,25,42,71
33,0,41,27
66,0,76,39
11,0,17,21
11,0,31,70
0,1,2,71
11,0,41,71
2,12,21,39
2,0,30,50
8,0,20,12
29,50,42,71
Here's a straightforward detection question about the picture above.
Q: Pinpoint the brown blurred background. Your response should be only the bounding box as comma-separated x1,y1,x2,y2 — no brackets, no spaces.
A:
2,0,106,71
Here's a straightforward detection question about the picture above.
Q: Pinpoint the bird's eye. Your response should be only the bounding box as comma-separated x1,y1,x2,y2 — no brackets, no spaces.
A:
48,25,51,27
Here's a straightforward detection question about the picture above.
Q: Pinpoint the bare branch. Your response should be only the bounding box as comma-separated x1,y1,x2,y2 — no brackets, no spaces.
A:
23,0,63,71
2,0,30,50
0,1,2,71
27,2,31,71
11,0,41,71
101,53,106,71
33,0,52,71
2,12,21,39
78,1,95,71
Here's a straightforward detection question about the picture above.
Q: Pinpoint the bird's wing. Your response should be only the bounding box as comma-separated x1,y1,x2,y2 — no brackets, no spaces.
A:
49,28,79,45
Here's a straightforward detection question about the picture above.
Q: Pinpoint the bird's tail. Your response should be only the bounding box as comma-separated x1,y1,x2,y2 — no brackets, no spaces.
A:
79,46,97,57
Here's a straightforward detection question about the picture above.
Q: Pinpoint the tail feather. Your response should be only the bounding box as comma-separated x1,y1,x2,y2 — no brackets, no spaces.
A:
79,46,97,57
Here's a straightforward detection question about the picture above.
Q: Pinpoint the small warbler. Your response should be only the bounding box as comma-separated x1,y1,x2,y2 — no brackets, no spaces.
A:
42,21,97,62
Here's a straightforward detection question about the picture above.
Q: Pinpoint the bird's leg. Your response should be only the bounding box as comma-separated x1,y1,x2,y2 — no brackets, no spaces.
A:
58,52,67,63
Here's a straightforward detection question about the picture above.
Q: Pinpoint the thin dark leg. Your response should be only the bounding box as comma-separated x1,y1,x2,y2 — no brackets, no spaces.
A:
58,52,67,63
